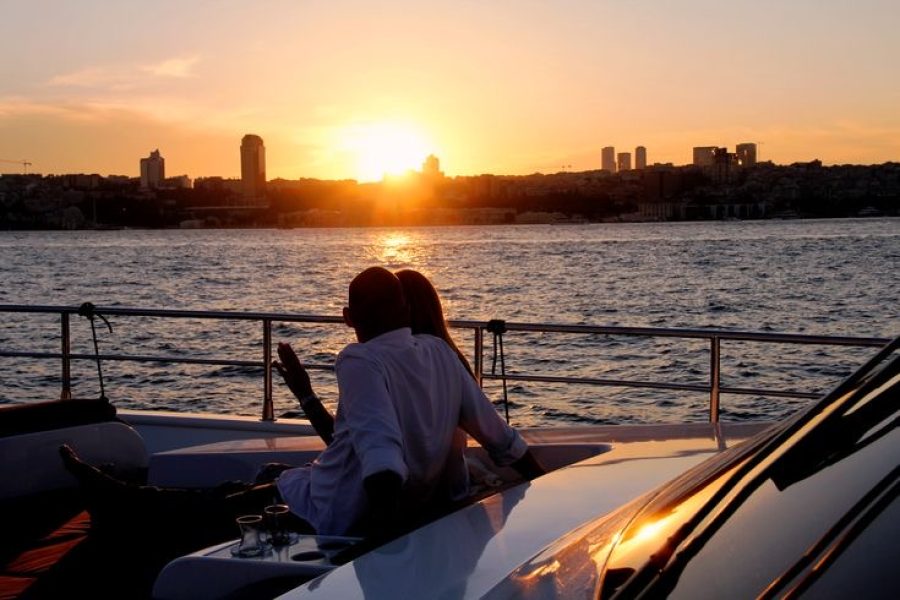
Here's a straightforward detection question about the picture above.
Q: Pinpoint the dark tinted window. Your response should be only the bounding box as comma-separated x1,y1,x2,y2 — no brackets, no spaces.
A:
600,345,899,599
668,408,897,598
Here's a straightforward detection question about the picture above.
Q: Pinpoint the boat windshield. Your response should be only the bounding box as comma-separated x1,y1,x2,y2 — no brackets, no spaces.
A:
598,338,900,599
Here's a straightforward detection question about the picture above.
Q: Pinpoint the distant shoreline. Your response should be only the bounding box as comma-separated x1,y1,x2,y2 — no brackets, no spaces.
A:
2,214,897,233
3,162,898,229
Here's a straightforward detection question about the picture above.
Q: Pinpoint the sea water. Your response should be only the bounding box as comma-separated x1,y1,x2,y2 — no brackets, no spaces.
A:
1,218,897,426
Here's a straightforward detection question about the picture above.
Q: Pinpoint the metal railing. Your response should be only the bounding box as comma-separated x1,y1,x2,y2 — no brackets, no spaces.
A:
0,304,891,423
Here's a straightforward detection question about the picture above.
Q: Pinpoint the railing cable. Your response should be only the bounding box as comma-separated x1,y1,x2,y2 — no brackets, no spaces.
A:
77,302,113,401
487,319,510,424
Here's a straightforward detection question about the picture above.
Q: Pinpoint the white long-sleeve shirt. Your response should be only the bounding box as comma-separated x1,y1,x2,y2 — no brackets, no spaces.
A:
277,327,527,535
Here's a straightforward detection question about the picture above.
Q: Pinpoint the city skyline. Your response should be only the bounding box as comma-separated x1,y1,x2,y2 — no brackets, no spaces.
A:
12,138,771,183
1,1,899,180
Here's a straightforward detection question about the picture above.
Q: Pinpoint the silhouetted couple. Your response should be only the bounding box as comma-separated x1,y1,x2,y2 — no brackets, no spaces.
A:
62,267,542,548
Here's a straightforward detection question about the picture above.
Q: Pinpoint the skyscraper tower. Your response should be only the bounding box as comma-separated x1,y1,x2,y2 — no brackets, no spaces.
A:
635,146,647,170
693,146,717,167
736,143,758,167
617,152,632,172
240,134,266,199
601,146,616,173
140,149,165,189
422,154,443,179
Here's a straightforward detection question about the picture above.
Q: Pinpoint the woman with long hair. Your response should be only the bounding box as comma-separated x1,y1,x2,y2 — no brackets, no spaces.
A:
394,269,475,379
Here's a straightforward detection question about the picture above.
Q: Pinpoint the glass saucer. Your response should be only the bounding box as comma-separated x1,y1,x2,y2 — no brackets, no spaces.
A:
270,532,300,547
231,542,273,558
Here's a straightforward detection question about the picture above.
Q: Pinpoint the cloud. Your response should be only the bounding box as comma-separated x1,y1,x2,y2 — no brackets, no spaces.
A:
46,55,200,91
0,93,263,137
47,67,126,88
0,96,181,127
141,56,200,78
0,97,99,121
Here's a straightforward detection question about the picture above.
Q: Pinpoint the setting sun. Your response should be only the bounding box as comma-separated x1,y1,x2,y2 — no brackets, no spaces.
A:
338,122,432,182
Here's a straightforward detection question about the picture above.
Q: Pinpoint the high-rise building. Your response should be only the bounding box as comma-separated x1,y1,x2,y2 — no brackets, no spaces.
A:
693,146,718,167
635,146,647,170
422,154,443,179
713,147,736,184
736,143,757,167
240,134,266,199
601,146,616,173
139,149,165,189
617,152,632,172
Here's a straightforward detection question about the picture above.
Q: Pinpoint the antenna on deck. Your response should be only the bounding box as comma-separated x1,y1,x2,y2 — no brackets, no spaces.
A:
78,302,114,401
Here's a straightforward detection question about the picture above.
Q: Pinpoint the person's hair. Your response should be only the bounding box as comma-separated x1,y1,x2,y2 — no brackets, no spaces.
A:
395,269,475,379
348,267,410,339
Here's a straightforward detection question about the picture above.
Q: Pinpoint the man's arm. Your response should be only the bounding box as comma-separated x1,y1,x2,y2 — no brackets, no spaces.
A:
363,469,403,538
331,469,403,564
274,342,335,445
457,372,544,478
336,350,409,535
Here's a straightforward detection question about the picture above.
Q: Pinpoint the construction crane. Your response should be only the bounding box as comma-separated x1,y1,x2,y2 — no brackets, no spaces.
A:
0,158,33,174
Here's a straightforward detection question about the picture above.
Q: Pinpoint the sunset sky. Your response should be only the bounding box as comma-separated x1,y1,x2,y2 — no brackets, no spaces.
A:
1,0,898,181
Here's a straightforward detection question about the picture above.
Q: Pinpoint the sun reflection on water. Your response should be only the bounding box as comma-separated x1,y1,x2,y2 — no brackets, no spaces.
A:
370,232,418,266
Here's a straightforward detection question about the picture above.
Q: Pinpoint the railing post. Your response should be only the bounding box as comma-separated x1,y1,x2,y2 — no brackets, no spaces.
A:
262,319,274,421
709,336,721,423
473,326,484,388
60,312,72,400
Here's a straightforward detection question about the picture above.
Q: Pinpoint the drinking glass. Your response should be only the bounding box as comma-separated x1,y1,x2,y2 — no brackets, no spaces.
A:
234,514,266,557
264,504,293,546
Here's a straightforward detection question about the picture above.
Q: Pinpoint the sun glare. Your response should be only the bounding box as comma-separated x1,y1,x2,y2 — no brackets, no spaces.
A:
339,122,432,182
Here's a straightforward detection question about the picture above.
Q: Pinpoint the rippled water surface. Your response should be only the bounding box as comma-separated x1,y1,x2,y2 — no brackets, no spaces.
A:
1,219,898,426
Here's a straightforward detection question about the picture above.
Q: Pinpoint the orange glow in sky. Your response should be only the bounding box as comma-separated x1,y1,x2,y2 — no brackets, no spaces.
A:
337,122,433,182
1,1,899,179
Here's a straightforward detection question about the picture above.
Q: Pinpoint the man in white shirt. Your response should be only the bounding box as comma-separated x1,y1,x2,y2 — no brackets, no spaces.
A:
275,266,542,536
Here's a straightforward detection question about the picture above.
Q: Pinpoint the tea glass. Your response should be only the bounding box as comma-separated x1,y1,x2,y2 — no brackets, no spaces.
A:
233,514,266,557
264,503,293,547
